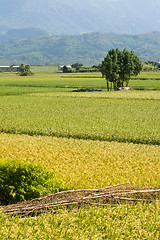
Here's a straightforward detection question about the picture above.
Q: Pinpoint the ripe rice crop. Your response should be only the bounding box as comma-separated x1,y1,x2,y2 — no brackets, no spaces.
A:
0,132,160,239
0,133,159,189
49,90,160,100
0,202,159,239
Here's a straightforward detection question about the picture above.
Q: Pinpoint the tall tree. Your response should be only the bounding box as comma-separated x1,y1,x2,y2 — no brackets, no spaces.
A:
100,48,142,90
101,48,120,91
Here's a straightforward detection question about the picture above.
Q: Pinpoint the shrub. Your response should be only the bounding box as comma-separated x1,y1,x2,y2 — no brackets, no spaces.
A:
18,63,34,76
0,160,67,205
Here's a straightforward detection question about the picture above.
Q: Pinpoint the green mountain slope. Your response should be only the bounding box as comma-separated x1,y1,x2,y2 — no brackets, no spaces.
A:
0,32,160,66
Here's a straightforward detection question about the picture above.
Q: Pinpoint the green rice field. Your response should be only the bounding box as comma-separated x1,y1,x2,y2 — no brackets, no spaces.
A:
0,92,160,145
0,69,160,96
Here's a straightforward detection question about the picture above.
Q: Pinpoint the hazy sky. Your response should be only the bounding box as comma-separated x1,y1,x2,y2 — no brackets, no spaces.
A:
0,0,160,35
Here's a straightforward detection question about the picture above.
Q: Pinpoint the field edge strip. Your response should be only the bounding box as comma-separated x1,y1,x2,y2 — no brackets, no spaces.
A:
0,128,159,146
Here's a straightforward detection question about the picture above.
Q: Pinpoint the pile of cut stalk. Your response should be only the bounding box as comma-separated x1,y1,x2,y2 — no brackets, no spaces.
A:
1,183,160,217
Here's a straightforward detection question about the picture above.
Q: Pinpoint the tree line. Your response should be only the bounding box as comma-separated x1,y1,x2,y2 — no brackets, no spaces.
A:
61,48,143,91
17,48,143,92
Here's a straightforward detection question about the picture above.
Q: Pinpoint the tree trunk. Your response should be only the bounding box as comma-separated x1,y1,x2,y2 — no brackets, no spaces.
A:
113,81,117,91
106,79,109,91
110,82,112,91
122,77,124,87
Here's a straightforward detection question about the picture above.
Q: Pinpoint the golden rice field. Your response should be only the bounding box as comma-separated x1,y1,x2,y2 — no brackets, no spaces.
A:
0,133,160,189
0,202,159,240
0,70,160,239
0,132,160,239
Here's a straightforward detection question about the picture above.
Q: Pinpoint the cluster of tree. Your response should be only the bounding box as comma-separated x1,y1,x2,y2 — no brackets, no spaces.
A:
18,63,33,76
71,62,83,70
62,65,72,73
62,63,84,73
144,61,158,66
62,63,99,73
91,64,101,70
100,48,143,91
143,61,160,70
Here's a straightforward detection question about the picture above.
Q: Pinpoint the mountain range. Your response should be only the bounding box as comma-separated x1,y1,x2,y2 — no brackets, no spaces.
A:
0,0,160,35
0,31,160,66
0,0,160,66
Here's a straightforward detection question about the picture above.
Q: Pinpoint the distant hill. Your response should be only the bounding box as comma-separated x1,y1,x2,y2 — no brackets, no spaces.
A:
0,0,160,35
4,28,49,39
0,32,160,66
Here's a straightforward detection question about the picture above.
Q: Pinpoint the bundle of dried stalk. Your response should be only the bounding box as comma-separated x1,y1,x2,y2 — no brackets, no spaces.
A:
1,183,160,217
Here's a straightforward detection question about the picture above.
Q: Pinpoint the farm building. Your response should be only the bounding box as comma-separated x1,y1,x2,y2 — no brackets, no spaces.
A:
58,65,72,71
0,66,19,72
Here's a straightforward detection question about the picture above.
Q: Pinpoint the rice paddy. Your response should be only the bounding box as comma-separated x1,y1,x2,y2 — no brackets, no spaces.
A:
0,93,159,145
0,133,160,189
0,69,160,239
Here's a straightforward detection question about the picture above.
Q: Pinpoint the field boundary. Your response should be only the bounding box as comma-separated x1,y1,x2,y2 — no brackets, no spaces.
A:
0,130,159,146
